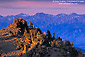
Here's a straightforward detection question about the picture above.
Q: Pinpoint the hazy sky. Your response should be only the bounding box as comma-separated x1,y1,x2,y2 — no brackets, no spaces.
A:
0,0,85,16
0,0,85,2
0,0,54,2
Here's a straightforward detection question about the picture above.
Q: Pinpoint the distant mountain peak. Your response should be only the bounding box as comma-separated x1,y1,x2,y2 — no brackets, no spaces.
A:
35,12,47,16
18,13,26,15
56,13,68,17
16,13,29,16
35,12,53,17
70,13,78,15
35,12,46,15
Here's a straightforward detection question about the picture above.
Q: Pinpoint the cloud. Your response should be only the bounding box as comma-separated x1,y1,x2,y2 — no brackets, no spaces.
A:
0,6,27,9
0,0,85,5
25,0,52,1
0,0,53,2
0,5,68,10
0,0,20,2
0,1,69,10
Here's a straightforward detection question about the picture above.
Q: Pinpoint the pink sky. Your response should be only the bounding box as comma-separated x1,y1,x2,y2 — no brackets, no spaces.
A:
0,1,85,16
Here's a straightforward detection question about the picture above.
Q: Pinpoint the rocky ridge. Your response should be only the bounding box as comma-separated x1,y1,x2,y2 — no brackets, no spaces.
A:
0,18,85,57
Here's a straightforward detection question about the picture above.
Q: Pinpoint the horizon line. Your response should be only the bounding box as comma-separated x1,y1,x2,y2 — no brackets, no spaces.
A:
0,12,85,16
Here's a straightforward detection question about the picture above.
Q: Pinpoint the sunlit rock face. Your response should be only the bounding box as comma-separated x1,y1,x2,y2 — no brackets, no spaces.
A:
0,18,29,37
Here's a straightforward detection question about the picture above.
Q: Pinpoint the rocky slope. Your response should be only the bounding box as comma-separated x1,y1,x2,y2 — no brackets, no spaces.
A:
0,18,85,57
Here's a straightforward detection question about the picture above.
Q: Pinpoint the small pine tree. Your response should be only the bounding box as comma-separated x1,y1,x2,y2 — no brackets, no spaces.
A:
71,42,74,46
53,33,55,39
79,49,81,52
